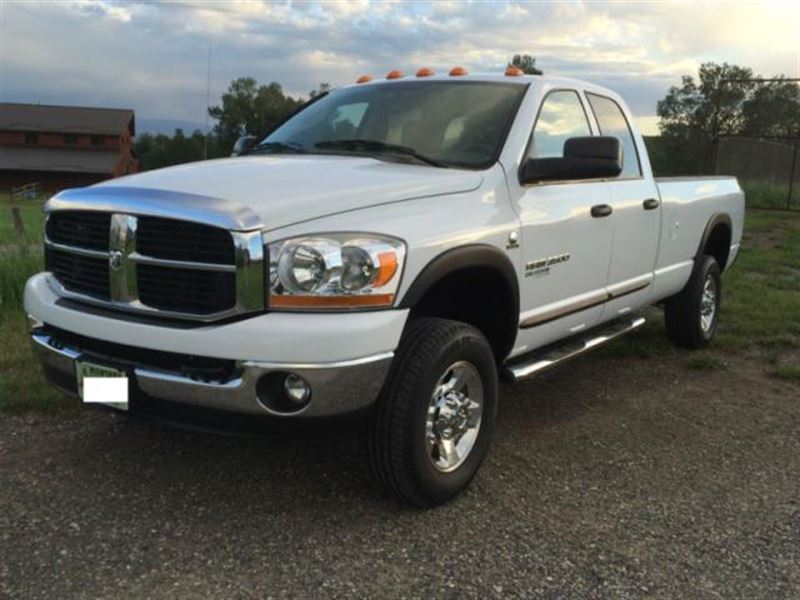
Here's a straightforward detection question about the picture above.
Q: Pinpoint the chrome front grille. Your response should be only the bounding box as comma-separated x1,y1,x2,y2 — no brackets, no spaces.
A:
46,210,111,251
45,247,110,300
136,216,236,264
44,210,264,321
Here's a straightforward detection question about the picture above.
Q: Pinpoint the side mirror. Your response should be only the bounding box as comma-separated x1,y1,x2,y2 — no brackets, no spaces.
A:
231,135,258,157
521,136,622,184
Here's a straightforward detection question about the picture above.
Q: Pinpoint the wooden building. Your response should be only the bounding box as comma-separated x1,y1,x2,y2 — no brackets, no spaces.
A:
0,103,138,193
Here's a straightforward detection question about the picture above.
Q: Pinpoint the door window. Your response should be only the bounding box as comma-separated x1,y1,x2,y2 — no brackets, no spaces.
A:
530,91,591,159
586,93,642,178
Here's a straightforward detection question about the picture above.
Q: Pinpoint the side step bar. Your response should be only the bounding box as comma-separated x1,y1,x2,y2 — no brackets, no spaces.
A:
502,316,646,382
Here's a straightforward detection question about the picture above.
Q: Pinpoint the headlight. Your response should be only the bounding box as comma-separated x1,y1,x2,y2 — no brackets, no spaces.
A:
268,234,406,309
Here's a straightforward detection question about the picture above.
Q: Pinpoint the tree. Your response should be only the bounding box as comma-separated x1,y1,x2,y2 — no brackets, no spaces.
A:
508,54,542,75
656,62,754,172
741,78,800,138
208,77,304,150
134,129,225,171
310,82,331,99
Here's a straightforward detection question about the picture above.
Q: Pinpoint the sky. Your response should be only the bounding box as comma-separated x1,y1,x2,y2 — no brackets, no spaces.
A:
1,0,799,136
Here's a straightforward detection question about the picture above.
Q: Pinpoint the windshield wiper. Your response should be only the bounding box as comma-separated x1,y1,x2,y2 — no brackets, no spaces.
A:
314,139,446,167
248,141,307,155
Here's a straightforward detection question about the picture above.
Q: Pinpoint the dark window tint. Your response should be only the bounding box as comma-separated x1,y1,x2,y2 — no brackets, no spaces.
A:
63,134,78,145
263,81,527,169
530,90,591,159
25,132,38,144
586,93,641,178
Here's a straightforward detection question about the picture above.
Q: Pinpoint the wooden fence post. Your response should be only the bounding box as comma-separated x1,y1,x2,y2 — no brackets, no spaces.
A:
11,206,28,239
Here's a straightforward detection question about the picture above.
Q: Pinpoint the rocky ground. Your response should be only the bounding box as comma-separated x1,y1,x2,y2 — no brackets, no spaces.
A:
2,348,798,598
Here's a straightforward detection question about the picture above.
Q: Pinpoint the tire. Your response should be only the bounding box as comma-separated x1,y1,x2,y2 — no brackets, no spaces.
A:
664,255,721,349
367,318,498,508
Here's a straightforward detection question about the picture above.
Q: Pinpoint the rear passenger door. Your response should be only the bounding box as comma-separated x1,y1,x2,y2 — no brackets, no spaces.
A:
585,92,661,319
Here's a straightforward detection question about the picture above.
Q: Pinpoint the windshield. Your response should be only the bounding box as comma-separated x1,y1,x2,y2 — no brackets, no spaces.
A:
259,81,527,169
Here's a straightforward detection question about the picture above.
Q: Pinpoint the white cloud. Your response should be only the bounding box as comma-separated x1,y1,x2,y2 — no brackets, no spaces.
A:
1,0,798,129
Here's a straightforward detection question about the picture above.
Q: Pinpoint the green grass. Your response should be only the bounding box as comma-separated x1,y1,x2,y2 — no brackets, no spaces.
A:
741,181,799,211
771,364,800,384
0,200,46,244
592,208,800,376
0,307,70,412
0,199,70,411
0,251,71,411
715,211,800,351
686,354,727,371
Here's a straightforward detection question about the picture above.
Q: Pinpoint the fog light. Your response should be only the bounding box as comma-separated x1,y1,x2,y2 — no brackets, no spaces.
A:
283,374,311,406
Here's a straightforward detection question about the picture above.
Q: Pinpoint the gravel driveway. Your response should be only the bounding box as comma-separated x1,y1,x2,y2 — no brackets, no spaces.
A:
2,351,798,598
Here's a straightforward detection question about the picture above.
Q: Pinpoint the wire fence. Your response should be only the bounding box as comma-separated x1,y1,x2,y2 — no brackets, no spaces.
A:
712,78,800,211
715,134,799,211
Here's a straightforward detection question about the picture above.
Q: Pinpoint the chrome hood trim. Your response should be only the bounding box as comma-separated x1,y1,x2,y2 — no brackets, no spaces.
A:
45,187,263,232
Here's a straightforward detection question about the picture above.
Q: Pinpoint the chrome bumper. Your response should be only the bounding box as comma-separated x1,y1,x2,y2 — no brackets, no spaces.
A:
31,329,393,418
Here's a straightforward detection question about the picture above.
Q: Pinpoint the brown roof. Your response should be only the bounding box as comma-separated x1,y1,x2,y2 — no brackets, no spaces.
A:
0,103,135,136
0,146,120,174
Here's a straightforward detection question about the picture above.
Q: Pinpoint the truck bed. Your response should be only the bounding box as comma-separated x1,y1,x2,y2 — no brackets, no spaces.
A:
652,175,745,289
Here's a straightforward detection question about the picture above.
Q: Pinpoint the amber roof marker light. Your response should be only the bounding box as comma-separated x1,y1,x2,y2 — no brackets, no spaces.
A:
416,67,435,77
355,74,373,84
386,70,405,80
449,66,468,76
505,66,524,77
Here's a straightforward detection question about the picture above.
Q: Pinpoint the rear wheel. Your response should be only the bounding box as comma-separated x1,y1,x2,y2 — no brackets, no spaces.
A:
367,318,498,507
665,255,721,349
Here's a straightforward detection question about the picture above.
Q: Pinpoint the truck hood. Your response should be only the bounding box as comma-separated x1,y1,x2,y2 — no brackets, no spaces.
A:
94,155,483,231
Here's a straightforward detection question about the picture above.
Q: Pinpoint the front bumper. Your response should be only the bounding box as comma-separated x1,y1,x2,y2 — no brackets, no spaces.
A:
26,273,407,419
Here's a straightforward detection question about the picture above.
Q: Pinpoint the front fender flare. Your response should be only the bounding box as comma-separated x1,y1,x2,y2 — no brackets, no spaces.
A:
399,244,519,360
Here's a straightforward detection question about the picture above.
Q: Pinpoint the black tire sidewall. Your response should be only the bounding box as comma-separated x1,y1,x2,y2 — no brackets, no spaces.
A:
405,326,498,504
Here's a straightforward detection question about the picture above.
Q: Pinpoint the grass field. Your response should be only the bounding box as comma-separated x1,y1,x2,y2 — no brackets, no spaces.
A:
741,181,799,211
1,198,798,412
0,198,65,410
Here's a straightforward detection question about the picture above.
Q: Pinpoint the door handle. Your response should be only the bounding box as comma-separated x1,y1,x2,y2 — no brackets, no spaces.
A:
643,198,660,210
591,204,613,218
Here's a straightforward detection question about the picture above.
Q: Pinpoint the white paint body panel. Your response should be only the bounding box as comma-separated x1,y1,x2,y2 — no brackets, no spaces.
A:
97,155,483,232
26,74,745,373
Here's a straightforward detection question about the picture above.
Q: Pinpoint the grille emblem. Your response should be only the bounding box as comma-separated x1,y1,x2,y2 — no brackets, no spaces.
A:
109,213,138,303
109,250,124,271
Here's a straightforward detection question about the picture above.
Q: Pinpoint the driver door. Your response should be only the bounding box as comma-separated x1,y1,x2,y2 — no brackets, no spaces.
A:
511,89,614,354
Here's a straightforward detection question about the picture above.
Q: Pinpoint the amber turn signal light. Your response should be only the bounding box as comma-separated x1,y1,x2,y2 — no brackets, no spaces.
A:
270,294,395,309
355,74,372,84
386,70,404,80
505,66,524,77
449,66,468,76
416,67,435,77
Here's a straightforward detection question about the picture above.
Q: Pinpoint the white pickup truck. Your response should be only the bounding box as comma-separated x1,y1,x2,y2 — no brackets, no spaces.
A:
25,70,744,506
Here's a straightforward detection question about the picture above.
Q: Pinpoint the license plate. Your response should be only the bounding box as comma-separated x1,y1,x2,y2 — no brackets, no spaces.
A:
76,360,129,411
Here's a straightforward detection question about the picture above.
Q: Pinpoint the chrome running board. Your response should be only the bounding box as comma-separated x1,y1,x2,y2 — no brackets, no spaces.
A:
503,316,646,382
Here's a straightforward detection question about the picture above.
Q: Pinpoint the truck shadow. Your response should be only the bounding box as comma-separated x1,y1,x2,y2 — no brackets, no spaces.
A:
55,352,615,514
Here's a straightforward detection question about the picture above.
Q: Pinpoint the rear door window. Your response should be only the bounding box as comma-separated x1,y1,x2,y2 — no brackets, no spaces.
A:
586,93,642,179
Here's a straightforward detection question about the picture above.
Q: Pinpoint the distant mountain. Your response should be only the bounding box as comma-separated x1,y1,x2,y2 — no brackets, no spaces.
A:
136,117,207,136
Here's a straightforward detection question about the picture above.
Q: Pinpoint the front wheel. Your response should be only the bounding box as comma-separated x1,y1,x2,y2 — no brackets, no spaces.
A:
367,318,498,507
664,255,722,348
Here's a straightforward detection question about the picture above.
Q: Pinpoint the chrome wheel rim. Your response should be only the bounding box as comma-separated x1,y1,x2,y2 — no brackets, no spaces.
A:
425,361,483,473
700,275,717,334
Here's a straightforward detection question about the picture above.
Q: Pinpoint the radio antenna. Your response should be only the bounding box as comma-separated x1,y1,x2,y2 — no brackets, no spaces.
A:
203,43,212,160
